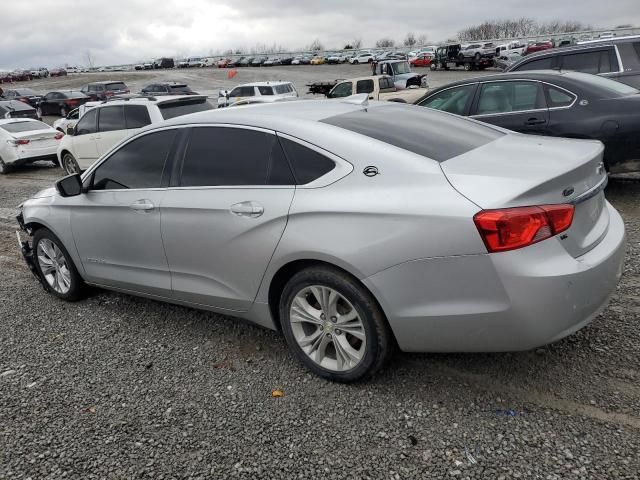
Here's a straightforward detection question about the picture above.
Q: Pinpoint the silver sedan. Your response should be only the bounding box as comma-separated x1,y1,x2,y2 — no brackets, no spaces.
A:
16,99,626,382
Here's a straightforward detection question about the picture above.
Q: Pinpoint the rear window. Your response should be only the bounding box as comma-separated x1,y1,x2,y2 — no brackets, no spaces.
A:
321,104,503,162
169,85,192,94
0,101,33,111
158,98,213,120
0,121,49,133
106,82,127,91
274,84,293,94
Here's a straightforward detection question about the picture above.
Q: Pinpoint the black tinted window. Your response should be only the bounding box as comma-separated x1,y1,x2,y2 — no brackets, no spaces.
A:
158,98,213,120
98,106,125,132
322,104,503,162
76,108,97,135
356,79,375,94
279,137,335,184
181,127,294,186
561,51,602,74
91,130,176,190
545,86,575,107
515,57,554,71
124,105,151,128
257,86,274,95
106,82,127,91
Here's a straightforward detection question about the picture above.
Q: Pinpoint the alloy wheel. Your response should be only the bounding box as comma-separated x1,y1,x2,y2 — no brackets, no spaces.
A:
63,154,79,174
289,285,367,372
37,239,71,294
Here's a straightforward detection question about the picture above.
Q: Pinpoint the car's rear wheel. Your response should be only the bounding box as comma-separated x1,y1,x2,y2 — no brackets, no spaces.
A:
280,266,393,382
353,60,359,65
33,228,85,301
62,152,81,175
0,156,10,174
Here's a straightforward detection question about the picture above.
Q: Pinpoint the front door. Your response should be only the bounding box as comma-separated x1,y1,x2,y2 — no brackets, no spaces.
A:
71,129,177,296
161,125,296,311
71,108,99,165
471,80,549,135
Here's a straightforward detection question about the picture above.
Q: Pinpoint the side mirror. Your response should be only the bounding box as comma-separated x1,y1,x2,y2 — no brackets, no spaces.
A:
55,173,83,197
66,125,75,135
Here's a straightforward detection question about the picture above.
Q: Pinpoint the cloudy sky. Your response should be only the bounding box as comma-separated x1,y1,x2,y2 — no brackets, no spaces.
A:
2,0,639,69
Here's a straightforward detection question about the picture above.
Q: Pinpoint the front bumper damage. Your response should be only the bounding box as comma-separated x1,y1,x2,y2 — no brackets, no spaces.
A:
16,212,48,291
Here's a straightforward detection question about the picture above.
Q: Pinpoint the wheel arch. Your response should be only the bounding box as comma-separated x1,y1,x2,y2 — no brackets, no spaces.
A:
266,258,391,336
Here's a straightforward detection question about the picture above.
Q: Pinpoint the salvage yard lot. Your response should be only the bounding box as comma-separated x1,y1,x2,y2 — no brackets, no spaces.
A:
1,64,640,479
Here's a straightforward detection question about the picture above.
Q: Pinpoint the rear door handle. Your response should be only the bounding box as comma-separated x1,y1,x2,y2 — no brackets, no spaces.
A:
524,118,546,126
230,201,264,218
129,199,155,211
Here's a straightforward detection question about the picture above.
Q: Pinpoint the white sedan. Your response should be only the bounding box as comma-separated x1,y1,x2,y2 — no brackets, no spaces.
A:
0,119,63,173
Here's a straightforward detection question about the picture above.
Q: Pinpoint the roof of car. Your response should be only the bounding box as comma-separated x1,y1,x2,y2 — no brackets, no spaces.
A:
233,81,293,87
0,100,35,110
0,118,39,125
87,80,127,85
95,94,206,106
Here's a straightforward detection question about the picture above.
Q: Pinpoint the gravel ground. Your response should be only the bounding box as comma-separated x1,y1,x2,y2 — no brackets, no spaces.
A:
1,65,640,479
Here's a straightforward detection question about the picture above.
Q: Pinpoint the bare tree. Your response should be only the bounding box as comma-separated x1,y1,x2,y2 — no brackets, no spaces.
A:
417,34,428,46
375,38,395,48
352,38,362,49
403,32,417,48
83,50,95,69
308,39,324,52
458,18,592,41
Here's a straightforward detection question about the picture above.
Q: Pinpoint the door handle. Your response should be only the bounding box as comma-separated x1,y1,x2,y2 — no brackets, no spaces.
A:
230,201,264,218
524,118,546,126
129,199,155,211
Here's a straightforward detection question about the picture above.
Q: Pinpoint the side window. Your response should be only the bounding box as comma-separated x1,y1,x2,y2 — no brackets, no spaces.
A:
241,86,256,96
75,108,97,135
476,81,542,115
98,106,125,132
180,127,294,187
379,77,394,90
356,79,375,94
257,86,274,95
279,137,335,184
515,56,554,71
91,130,176,190
330,82,353,98
124,105,152,129
418,84,476,115
545,85,576,108
617,43,640,69
561,51,602,74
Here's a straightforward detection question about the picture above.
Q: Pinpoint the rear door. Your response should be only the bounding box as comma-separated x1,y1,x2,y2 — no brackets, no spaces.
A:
470,80,549,134
95,105,129,156
161,125,295,311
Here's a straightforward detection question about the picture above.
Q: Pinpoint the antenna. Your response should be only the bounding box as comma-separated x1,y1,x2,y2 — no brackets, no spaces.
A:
341,93,369,107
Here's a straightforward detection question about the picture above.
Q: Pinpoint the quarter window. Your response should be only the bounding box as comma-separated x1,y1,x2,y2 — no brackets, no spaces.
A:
419,84,476,115
545,86,576,107
476,81,542,115
75,108,97,135
180,127,294,187
124,105,152,129
98,106,125,132
279,137,335,184
91,130,176,190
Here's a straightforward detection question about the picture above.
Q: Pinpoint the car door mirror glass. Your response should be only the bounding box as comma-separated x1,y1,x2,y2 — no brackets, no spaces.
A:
66,125,75,135
55,173,83,197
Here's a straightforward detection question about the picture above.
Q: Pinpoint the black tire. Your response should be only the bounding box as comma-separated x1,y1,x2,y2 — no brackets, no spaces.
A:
353,60,359,65
279,266,394,382
61,152,81,175
430,63,437,71
474,52,481,61
464,63,472,71
33,228,86,301
0,156,10,174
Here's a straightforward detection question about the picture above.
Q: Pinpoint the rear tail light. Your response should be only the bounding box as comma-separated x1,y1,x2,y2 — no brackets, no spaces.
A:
54,132,64,140
8,139,30,146
473,204,575,253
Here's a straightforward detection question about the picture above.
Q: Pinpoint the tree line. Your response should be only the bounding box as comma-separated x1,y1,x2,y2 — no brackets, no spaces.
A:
458,18,593,41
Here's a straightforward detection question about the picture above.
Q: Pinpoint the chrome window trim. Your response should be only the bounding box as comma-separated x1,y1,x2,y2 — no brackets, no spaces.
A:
469,79,578,118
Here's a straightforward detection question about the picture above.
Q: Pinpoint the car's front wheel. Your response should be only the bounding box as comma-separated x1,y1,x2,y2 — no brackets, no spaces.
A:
33,228,85,301
280,266,393,382
62,152,81,175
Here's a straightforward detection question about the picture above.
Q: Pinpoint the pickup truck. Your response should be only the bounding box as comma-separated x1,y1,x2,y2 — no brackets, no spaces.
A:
326,75,428,103
374,60,428,89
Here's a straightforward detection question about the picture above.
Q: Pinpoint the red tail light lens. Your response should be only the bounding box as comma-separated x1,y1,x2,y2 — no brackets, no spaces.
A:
473,204,575,253
54,132,64,140
10,139,30,146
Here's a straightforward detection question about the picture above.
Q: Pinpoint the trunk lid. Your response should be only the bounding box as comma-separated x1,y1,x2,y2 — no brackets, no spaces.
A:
13,128,59,149
441,133,609,258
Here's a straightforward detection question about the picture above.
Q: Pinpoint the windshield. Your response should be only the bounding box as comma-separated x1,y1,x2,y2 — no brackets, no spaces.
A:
567,71,639,96
0,121,50,133
169,85,193,93
391,62,411,75
159,98,213,120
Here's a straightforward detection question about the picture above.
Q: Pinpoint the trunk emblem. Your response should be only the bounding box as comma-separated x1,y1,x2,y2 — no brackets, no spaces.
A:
563,187,575,197
363,166,379,177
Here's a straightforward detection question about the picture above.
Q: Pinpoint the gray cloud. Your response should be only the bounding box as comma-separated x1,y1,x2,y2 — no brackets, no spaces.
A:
2,0,638,69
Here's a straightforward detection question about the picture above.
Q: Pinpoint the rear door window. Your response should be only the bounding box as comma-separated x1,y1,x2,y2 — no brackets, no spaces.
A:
561,50,605,74
180,127,294,187
257,86,274,95
124,105,152,129
475,81,543,115
98,106,126,132
330,82,353,98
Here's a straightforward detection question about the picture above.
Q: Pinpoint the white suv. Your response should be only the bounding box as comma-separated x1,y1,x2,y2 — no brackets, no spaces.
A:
349,52,375,64
58,95,212,174
218,81,298,108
